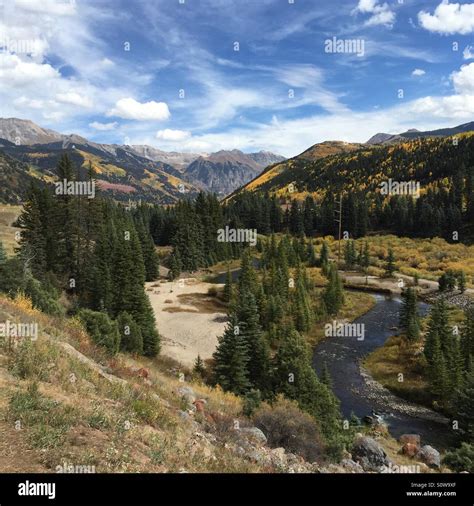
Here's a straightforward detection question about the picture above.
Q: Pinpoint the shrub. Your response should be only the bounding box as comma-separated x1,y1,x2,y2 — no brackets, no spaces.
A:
207,286,218,297
25,277,64,316
116,311,143,354
443,443,474,473
77,309,120,354
253,396,325,463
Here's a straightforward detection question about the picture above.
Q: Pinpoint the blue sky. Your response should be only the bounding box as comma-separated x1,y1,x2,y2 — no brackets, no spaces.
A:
1,0,474,156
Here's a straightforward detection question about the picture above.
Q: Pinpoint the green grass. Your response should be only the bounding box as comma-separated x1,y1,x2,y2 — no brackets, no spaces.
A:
307,291,376,346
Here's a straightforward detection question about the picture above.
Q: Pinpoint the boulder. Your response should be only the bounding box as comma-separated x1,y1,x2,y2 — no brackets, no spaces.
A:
270,447,287,467
352,435,391,472
177,386,196,406
399,434,421,447
417,445,440,468
401,443,419,458
239,427,267,446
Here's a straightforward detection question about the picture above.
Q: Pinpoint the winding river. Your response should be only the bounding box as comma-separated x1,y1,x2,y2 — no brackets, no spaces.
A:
312,293,454,448
213,269,454,448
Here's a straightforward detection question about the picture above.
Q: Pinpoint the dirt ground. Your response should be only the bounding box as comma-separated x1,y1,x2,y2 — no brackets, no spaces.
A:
146,278,227,367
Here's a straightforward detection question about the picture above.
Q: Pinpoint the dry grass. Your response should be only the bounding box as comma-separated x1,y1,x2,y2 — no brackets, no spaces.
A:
0,204,22,256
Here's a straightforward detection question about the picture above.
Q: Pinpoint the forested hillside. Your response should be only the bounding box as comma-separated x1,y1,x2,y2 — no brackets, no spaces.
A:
230,134,474,242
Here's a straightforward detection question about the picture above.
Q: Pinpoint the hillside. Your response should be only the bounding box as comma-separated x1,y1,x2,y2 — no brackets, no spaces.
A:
235,133,474,201
0,138,198,205
0,119,284,200
366,121,474,145
236,141,361,197
0,149,47,204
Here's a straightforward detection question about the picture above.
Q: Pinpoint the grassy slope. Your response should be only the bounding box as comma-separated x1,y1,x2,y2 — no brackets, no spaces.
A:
0,294,268,473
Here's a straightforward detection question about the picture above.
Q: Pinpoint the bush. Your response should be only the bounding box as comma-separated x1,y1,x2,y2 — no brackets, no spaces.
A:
253,396,325,463
25,277,64,316
77,309,120,354
443,443,474,473
116,311,143,354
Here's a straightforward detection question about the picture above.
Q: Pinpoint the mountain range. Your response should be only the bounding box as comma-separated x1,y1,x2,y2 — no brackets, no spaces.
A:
1,118,474,205
0,118,284,203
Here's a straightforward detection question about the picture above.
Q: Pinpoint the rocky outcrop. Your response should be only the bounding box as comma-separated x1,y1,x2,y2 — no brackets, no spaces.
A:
352,435,392,472
417,445,441,468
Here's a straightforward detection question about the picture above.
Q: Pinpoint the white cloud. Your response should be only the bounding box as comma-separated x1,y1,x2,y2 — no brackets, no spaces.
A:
89,121,118,131
418,1,474,35
464,45,474,59
355,0,395,27
108,98,171,121
412,69,426,76
14,0,76,16
156,129,191,141
451,62,474,94
0,54,59,85
56,92,93,108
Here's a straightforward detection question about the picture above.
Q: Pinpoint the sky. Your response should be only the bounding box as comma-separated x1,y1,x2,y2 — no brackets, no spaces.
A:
1,0,474,157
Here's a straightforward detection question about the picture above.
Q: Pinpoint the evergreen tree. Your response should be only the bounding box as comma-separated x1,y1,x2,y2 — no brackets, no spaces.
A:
322,264,344,315
461,307,474,369
213,314,250,395
0,240,6,265
168,250,182,281
117,311,143,354
458,271,466,294
223,267,233,302
399,288,420,340
193,354,206,378
360,241,370,284
319,241,330,272
384,248,396,277
344,240,356,270
236,289,270,394
455,366,474,442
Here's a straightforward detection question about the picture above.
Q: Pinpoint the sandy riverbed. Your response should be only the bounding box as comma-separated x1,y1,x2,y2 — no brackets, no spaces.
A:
146,278,227,367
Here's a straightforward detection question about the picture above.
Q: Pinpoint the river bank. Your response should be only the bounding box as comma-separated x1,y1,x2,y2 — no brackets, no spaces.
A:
312,294,455,449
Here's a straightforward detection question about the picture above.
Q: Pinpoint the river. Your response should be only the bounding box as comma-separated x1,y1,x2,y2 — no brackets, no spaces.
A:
212,268,454,448
312,293,454,448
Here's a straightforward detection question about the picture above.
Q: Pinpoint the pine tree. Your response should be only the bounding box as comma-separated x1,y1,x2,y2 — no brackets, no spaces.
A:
429,331,449,403
273,327,342,442
223,267,233,302
236,289,270,394
319,241,330,273
193,354,206,378
168,250,182,281
385,248,396,277
344,240,356,270
213,314,250,395
238,249,258,296
399,288,420,340
360,241,370,284
461,307,474,369
455,366,474,442
307,241,317,267
0,240,6,265
458,271,466,294
136,219,159,281
117,311,143,354
322,264,344,315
